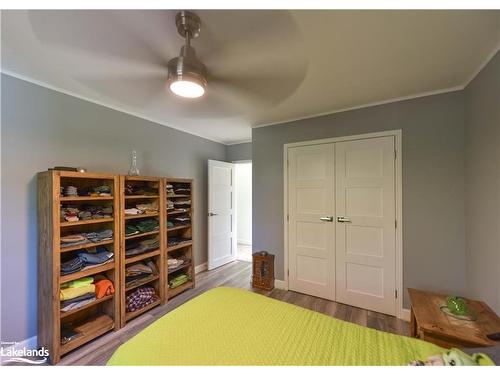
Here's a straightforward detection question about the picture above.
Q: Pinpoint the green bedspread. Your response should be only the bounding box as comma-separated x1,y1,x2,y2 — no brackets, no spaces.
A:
108,287,443,365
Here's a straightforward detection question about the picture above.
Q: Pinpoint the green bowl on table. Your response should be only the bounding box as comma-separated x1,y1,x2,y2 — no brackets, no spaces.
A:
446,296,468,316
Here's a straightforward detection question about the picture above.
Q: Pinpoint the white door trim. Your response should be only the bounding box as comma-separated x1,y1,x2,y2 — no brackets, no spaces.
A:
283,130,404,319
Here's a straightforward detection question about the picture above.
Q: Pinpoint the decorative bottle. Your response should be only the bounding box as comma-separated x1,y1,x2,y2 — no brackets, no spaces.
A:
128,150,140,176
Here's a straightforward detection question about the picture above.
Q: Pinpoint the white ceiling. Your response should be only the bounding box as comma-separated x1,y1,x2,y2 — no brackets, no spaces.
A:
2,10,499,144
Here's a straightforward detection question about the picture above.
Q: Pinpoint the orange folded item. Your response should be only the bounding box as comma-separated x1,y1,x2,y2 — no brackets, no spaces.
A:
94,279,115,299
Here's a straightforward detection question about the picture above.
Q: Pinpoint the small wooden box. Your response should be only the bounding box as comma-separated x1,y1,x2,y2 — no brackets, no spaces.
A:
252,251,275,290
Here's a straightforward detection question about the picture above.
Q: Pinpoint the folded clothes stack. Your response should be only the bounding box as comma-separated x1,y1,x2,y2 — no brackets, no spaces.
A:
167,236,191,247
60,229,113,248
92,185,112,197
167,255,189,271
167,220,174,228
125,261,158,284
60,234,87,248
125,201,159,216
60,247,114,276
125,184,158,196
135,219,159,233
173,216,191,225
85,229,113,243
60,276,115,312
124,208,143,216
165,184,174,197
125,261,158,291
169,273,190,288
62,184,112,197
78,205,113,220
61,206,79,222
64,186,78,197
126,286,159,312
78,247,114,265
60,277,95,302
125,219,159,237
136,201,158,214
166,199,174,210
173,199,191,209
60,205,113,222
125,237,160,258
173,186,190,195
61,257,86,275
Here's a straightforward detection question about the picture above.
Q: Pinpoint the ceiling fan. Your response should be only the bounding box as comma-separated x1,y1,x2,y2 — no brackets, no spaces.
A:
167,11,207,98
28,9,307,117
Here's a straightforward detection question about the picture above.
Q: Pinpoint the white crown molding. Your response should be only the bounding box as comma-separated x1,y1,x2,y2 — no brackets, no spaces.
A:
252,85,465,129
0,70,232,145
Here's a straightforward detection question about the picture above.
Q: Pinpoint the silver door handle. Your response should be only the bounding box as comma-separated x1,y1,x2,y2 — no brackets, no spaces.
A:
320,216,334,222
208,212,218,217
337,216,352,223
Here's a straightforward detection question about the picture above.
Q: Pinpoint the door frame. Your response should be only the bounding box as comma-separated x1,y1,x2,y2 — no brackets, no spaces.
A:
283,130,404,319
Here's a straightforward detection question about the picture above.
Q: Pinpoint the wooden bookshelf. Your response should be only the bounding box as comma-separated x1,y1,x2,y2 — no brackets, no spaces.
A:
119,175,166,326
165,178,195,300
37,171,120,364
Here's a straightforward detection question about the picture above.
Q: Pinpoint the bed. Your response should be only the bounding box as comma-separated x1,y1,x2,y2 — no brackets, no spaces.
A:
108,287,444,365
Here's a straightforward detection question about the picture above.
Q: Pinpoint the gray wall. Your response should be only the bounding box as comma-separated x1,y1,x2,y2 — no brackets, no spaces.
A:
252,91,466,308
226,142,252,161
0,74,226,343
464,51,500,314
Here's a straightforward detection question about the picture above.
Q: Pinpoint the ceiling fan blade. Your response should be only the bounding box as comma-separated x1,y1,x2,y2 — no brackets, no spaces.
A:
28,10,176,69
76,72,167,107
208,58,307,109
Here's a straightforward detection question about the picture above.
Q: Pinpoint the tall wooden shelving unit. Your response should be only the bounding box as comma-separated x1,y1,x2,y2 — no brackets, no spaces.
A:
38,171,120,364
165,178,195,299
119,176,166,326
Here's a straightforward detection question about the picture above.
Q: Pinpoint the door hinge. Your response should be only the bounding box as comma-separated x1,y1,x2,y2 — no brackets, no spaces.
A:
394,150,397,159
287,214,289,222
395,289,398,299
287,269,289,276
395,220,397,228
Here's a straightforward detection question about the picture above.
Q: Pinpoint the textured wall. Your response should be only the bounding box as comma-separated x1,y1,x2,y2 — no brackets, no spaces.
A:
252,91,466,309
0,74,226,343
464,51,500,314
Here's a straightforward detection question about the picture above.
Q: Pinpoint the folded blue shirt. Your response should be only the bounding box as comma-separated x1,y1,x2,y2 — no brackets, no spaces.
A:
77,247,113,265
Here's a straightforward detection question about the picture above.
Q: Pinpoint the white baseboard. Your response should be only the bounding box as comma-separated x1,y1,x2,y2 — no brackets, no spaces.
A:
274,279,288,290
195,262,207,274
399,308,411,322
237,240,252,246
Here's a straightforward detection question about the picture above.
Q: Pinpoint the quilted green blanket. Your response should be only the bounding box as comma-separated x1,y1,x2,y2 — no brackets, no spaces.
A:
108,287,443,365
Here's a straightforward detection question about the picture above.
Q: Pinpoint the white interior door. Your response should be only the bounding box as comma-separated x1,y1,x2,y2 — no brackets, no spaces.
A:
208,160,236,270
335,137,396,315
288,144,335,300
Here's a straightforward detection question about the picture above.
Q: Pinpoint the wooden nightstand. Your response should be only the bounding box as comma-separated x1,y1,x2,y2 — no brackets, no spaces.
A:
408,288,500,348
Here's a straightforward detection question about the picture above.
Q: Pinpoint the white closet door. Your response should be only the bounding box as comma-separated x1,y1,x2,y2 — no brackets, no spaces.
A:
335,136,396,315
288,144,335,300
208,160,237,270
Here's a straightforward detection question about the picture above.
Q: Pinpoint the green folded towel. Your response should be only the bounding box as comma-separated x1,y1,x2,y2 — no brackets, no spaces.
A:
169,274,189,288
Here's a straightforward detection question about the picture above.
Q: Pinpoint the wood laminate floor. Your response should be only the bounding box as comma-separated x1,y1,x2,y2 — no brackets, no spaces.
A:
55,260,408,365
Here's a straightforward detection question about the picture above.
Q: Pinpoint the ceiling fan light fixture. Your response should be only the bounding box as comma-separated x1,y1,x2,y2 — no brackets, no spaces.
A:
167,11,208,99
169,77,206,98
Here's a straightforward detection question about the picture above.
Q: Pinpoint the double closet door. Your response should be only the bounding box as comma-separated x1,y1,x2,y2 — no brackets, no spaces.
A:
287,136,396,315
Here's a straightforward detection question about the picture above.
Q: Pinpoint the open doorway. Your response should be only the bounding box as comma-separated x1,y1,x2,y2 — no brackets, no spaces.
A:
235,162,252,262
